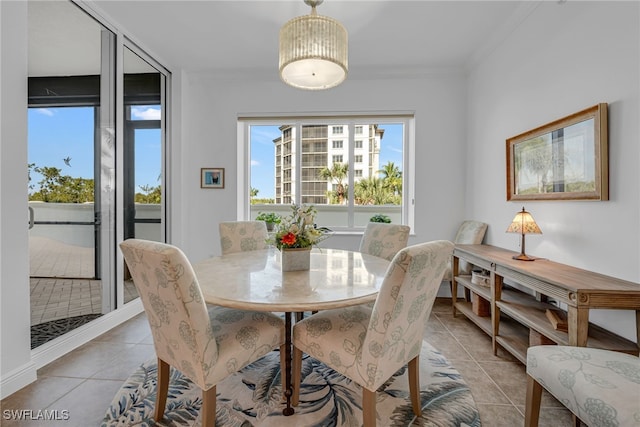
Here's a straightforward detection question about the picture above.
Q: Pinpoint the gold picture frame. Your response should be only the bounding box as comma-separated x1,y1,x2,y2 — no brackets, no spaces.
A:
201,168,225,189
506,103,608,201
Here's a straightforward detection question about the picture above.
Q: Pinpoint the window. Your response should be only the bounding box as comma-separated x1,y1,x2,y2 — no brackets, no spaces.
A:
243,115,414,230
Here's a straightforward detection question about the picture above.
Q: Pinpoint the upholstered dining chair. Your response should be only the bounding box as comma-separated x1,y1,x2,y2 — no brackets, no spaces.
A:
442,220,488,293
219,220,269,255
291,240,455,426
120,239,285,426
359,222,411,261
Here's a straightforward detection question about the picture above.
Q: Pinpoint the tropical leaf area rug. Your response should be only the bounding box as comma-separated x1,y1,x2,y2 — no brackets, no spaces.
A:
102,341,481,427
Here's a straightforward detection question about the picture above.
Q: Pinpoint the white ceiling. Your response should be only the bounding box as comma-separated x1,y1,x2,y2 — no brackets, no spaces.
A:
30,0,542,78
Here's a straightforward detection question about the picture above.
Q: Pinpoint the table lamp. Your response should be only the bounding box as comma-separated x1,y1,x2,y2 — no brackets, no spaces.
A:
506,207,542,261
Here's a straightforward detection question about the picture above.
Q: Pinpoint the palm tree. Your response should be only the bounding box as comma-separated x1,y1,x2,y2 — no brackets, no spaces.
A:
355,176,394,205
318,163,348,204
379,161,402,196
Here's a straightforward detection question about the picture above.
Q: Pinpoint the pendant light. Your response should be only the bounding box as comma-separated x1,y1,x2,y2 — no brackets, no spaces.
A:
279,0,348,90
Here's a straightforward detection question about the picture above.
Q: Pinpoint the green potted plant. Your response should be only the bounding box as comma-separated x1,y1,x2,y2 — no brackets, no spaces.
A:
256,211,281,231
369,213,391,223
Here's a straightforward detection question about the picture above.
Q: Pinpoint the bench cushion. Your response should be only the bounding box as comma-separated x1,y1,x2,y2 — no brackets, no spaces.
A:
527,345,640,427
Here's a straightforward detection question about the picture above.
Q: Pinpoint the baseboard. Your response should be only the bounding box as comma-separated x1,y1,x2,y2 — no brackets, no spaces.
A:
0,300,144,400
0,361,37,400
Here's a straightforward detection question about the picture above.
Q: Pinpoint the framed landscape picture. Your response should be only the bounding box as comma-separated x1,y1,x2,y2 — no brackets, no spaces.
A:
506,103,608,201
201,168,224,189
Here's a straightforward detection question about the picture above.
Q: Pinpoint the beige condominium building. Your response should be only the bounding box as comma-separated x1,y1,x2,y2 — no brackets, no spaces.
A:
273,124,382,204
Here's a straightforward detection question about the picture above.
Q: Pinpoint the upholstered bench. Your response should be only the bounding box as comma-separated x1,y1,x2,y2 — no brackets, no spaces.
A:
525,345,640,427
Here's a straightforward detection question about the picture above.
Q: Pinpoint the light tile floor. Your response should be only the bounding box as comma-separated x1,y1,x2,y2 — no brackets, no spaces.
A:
2,298,576,426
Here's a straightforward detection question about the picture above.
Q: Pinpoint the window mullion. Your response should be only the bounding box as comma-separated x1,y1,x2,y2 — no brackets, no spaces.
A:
294,122,303,206
347,122,355,228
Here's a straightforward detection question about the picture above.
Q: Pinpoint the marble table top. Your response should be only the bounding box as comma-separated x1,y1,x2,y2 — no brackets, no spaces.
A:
194,247,390,312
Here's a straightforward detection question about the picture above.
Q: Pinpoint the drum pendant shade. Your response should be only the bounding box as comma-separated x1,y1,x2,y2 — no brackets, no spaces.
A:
279,1,348,90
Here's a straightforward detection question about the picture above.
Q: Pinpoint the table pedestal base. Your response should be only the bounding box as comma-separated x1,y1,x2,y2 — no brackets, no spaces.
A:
282,311,294,416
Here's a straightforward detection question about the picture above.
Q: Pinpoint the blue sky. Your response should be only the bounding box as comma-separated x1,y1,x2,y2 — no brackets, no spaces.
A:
250,124,404,199
28,106,161,193
29,111,402,200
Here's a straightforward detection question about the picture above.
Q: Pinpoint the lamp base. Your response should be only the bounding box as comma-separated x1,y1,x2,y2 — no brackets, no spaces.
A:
512,253,536,261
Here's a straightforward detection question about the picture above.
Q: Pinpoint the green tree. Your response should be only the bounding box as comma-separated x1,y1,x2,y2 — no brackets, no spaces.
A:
355,176,397,205
318,162,348,204
135,184,162,204
29,165,94,203
379,161,402,196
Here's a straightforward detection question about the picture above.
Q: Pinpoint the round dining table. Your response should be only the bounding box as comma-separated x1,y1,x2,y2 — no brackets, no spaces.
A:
193,247,390,415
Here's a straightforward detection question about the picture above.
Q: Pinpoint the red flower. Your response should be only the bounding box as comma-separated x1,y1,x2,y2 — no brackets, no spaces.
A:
280,232,297,246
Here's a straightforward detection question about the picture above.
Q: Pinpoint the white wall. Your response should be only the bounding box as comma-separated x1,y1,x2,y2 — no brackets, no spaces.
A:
3,0,638,400
0,0,37,397
174,72,469,262
466,1,640,341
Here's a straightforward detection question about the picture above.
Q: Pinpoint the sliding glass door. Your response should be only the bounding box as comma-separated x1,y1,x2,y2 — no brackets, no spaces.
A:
27,1,169,346
122,46,166,303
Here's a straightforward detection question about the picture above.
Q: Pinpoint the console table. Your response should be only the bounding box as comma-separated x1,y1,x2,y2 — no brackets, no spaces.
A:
452,244,640,364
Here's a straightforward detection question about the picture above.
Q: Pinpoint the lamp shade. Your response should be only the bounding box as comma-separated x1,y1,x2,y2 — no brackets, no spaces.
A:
279,3,348,90
506,207,542,235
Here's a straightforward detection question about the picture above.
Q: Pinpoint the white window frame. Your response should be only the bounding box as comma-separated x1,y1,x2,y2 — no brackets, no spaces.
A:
237,113,415,232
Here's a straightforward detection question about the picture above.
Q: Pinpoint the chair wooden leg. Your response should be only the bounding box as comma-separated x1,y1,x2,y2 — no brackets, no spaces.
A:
155,358,170,422
362,388,377,427
524,375,543,427
201,385,216,426
408,356,421,417
291,347,303,406
571,414,581,427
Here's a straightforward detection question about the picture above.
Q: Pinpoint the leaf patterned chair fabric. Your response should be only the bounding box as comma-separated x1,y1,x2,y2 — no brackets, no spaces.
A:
219,221,269,255
359,222,411,261
120,239,285,426
525,345,640,427
443,220,488,282
291,240,455,426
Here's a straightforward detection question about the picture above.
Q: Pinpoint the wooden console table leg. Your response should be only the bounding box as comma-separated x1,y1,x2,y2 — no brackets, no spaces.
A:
452,256,459,317
636,310,640,355
567,305,589,347
491,274,502,355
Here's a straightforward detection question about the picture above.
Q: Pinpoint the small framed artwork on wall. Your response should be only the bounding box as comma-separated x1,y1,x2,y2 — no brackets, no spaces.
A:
201,168,225,189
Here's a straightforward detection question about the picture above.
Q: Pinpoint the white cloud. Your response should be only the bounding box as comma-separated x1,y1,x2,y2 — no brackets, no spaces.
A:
37,108,54,116
251,160,260,167
131,107,161,120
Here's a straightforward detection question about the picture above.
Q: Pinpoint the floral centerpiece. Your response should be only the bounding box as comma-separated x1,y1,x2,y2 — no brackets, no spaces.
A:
269,204,329,271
